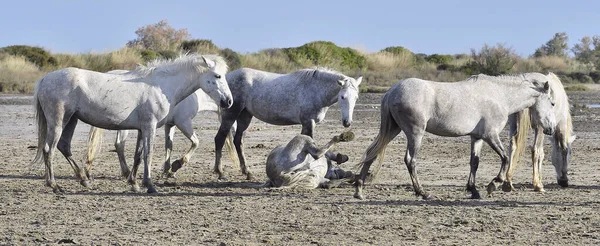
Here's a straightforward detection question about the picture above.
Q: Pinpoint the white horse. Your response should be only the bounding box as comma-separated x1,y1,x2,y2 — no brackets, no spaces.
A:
353,73,557,200
213,67,362,180
502,72,576,192
265,132,355,189
85,70,238,179
31,54,232,193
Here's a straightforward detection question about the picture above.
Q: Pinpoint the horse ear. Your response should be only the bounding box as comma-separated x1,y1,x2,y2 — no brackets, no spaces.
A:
544,81,550,92
201,56,216,69
337,79,346,87
355,76,363,86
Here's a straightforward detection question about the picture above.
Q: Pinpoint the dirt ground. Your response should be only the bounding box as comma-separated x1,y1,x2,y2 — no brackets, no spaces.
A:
1,91,600,245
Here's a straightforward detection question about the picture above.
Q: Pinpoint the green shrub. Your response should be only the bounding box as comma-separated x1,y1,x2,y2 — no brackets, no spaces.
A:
157,50,179,60
1,45,57,68
425,54,453,64
220,48,241,70
589,71,600,83
564,84,591,91
140,49,159,62
283,41,367,69
568,72,593,83
181,39,219,54
381,46,413,56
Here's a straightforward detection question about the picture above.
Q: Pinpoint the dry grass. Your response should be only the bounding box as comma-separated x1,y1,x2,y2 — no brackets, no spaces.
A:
0,55,45,93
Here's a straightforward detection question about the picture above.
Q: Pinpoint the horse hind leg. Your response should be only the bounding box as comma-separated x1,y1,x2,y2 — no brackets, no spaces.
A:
170,120,199,175
486,134,510,196
161,124,176,178
214,112,241,181
115,130,131,179
467,137,484,199
57,117,91,187
232,110,254,180
403,129,432,200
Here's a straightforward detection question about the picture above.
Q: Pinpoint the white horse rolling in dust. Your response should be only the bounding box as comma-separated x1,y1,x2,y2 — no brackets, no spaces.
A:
85,70,238,179
265,132,355,189
502,72,576,193
354,73,557,200
213,67,362,180
31,54,232,193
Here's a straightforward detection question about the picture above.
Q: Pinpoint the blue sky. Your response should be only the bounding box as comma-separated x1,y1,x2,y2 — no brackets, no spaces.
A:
1,0,598,57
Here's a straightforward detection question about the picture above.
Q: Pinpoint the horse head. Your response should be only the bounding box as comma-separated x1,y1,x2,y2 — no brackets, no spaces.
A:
529,79,557,135
198,55,233,109
337,76,362,128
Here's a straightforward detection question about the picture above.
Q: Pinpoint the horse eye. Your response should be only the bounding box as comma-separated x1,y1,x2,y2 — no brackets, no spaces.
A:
215,74,221,79
341,96,347,100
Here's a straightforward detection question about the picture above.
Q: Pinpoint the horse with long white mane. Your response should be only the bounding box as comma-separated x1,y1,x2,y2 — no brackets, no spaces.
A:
265,131,355,189
501,72,576,193
212,67,362,180
353,73,557,200
85,70,238,180
31,54,232,193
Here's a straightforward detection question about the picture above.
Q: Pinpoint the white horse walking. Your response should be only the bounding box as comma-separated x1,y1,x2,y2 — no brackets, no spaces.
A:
265,132,355,189
354,73,557,200
85,70,238,179
214,67,362,180
502,72,576,192
32,54,232,193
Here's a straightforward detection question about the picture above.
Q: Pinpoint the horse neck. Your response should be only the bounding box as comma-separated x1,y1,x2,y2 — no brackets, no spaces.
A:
316,80,341,106
482,79,538,114
155,72,201,106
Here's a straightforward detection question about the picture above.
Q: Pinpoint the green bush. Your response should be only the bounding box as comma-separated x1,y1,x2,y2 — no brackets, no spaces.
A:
181,39,219,54
425,54,453,64
220,48,241,70
157,50,179,60
140,49,159,62
589,71,600,83
568,72,593,83
381,46,413,56
283,41,367,69
1,45,57,68
564,84,591,91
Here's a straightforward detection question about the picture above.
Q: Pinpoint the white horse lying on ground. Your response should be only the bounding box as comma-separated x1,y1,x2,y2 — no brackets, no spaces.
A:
265,132,355,189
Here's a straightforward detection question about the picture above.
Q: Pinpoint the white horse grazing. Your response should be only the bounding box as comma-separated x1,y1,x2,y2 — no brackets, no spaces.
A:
265,132,355,189
502,72,576,192
354,73,557,200
214,67,362,180
85,70,238,179
31,54,232,193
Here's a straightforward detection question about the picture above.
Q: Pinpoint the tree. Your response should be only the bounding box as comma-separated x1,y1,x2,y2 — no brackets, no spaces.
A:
126,20,191,51
572,35,600,64
533,32,569,58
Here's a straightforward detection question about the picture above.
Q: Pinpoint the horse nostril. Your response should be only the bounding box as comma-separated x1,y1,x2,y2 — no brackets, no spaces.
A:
227,98,233,106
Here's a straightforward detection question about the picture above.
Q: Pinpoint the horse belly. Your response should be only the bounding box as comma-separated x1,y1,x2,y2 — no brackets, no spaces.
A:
426,117,474,137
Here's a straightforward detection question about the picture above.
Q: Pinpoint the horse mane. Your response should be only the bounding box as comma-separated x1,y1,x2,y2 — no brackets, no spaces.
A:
466,73,531,86
546,72,573,141
289,67,347,84
132,53,228,77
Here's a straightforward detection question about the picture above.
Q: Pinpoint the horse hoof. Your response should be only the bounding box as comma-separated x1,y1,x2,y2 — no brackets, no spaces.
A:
421,194,437,200
502,182,514,192
171,160,183,172
147,187,158,194
53,185,64,194
131,184,141,193
121,171,131,180
353,193,365,200
245,172,255,181
470,192,482,199
80,179,91,188
335,153,349,164
486,181,498,195
217,176,229,182
558,179,569,187
533,186,546,193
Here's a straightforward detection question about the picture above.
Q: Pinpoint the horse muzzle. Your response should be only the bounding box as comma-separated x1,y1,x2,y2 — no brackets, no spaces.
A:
543,127,555,135
220,98,233,109
342,120,351,128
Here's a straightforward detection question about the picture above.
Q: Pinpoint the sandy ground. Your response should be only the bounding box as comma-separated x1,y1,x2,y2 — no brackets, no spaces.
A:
1,91,600,245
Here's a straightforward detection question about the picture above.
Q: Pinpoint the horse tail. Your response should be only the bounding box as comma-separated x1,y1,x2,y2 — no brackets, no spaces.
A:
31,79,46,168
217,108,240,170
276,169,320,189
355,93,398,183
510,108,531,171
86,126,104,166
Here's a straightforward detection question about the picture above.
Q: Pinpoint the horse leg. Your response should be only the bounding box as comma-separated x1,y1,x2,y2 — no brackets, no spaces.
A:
301,119,348,164
115,130,131,179
233,110,254,180
56,117,91,187
552,131,571,187
214,111,240,180
141,126,158,193
532,127,545,192
503,114,519,192
319,178,344,189
404,129,432,200
486,134,509,196
42,119,64,193
128,131,143,192
170,120,199,174
162,124,175,177
466,137,484,199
